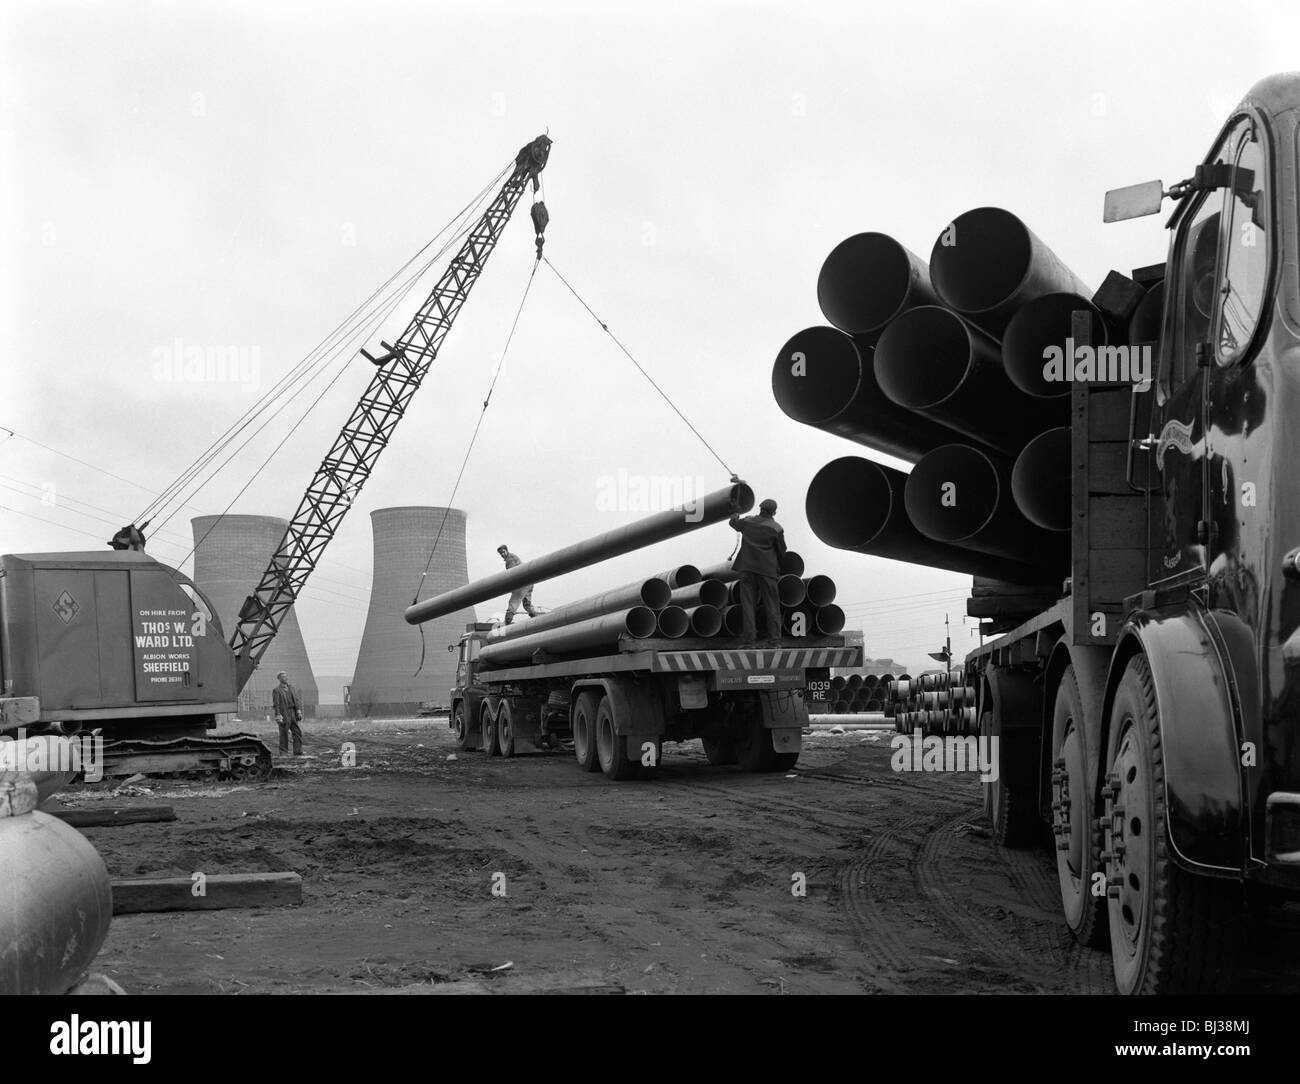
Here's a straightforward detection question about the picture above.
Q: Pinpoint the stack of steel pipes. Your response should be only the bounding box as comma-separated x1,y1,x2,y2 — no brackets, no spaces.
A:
772,210,1154,586
474,549,847,666
825,671,910,715
885,669,978,737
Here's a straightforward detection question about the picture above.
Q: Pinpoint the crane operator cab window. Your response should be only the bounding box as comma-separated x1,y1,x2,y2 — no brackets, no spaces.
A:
1216,124,1268,365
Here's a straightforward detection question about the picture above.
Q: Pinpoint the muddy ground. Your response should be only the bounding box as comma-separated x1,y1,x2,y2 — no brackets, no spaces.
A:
55,717,1300,995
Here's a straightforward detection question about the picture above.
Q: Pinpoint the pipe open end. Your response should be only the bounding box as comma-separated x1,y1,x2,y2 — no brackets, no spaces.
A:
656,605,689,638
875,305,976,409
779,550,805,576
806,457,898,550
1003,293,1108,398
814,603,845,634
904,444,1001,543
817,233,924,336
697,579,728,609
728,485,755,516
803,575,836,607
687,604,723,637
722,605,745,637
640,578,673,609
771,327,865,424
1011,427,1072,531
778,574,807,607
624,606,658,639
929,207,1032,314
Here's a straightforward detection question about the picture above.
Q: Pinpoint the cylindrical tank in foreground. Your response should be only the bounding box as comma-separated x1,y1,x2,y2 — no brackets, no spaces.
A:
1,787,114,994
350,507,475,715
405,484,754,625
192,514,319,716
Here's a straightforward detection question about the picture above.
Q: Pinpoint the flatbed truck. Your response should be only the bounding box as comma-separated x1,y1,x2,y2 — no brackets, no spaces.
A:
451,622,860,779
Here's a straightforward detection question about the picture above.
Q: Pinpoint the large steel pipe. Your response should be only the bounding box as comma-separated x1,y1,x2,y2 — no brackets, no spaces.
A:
803,575,836,607
1011,427,1072,532
668,579,728,609
483,577,672,644
406,484,753,624
722,605,745,637
684,604,723,638
928,207,1090,338
476,607,657,666
806,456,1048,581
1002,292,1110,399
874,305,1055,453
654,565,701,589
816,232,941,344
771,326,967,463
1129,280,1165,345
656,605,689,639
903,444,1067,567
814,603,845,634
777,575,806,607
698,551,803,585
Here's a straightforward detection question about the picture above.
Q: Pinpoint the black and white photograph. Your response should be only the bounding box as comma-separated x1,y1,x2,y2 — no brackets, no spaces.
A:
2,0,1299,1058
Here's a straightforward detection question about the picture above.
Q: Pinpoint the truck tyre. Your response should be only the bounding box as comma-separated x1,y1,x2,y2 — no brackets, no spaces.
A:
498,700,516,758
701,737,736,766
452,702,474,751
595,696,639,781
1103,654,1238,994
982,708,1038,848
480,702,499,758
733,717,776,772
1051,666,1107,948
770,750,799,772
572,691,601,773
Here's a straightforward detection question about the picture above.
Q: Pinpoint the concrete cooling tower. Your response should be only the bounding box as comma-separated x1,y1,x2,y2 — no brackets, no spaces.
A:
191,515,319,718
349,507,476,716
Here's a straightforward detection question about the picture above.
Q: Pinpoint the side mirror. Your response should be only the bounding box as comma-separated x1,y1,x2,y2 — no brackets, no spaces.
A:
1104,180,1165,222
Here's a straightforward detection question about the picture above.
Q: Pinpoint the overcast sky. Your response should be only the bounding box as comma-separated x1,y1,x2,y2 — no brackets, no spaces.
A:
2,0,1296,677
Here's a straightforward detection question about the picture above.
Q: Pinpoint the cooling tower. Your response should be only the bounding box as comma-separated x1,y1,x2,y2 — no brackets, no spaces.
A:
191,515,320,718
350,507,476,716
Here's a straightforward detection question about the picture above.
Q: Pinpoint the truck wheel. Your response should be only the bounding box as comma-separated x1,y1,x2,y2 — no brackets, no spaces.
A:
733,718,775,772
770,751,799,772
452,703,474,752
1103,655,1238,994
1051,666,1107,948
984,708,1038,848
701,737,736,766
572,691,601,773
480,702,499,758
498,701,516,758
595,696,639,781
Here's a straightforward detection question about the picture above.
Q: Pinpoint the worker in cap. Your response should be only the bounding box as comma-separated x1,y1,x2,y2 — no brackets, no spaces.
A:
498,545,537,625
729,498,788,645
272,670,304,756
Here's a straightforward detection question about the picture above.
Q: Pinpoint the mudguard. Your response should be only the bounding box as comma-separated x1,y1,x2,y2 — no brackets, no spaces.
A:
1043,642,1111,805
979,664,1041,790
1103,609,1245,873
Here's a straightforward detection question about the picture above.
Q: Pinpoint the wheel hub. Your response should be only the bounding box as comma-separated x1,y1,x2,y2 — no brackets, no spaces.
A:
1103,722,1147,961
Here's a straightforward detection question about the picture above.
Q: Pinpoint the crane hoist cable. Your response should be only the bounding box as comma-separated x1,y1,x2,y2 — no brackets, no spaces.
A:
540,255,735,480
410,254,541,677
137,162,512,529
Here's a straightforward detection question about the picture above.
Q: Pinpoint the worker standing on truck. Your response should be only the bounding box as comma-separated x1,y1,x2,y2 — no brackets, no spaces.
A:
498,544,537,625
272,671,304,756
729,498,787,644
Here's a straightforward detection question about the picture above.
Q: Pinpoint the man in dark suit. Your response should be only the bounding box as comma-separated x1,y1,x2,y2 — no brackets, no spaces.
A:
272,671,304,756
729,498,788,645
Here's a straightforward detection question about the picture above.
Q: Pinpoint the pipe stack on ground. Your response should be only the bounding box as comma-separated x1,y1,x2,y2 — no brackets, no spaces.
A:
773,208,1128,592
820,669,910,714
884,669,977,736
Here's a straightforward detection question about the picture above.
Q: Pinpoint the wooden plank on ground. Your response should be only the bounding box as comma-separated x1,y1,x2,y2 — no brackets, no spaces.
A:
51,805,177,828
111,872,302,914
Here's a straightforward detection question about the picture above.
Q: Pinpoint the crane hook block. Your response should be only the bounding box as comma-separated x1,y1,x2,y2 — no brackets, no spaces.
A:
531,200,549,258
